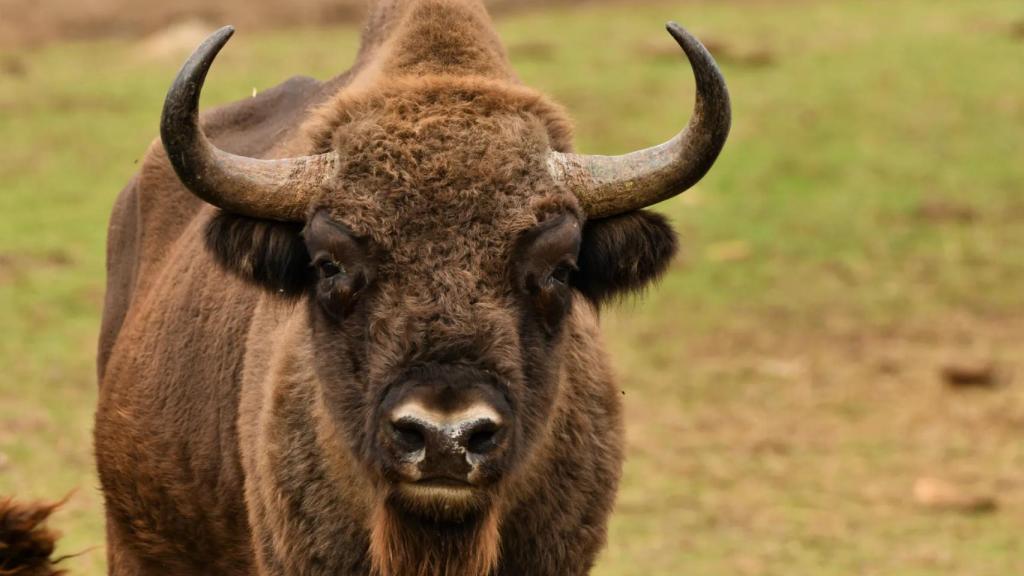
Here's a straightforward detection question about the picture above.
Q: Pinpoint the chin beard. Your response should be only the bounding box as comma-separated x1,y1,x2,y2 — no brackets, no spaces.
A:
370,490,500,576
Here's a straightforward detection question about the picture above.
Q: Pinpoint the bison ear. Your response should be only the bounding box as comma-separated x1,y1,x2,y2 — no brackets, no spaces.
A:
204,211,312,297
573,210,678,306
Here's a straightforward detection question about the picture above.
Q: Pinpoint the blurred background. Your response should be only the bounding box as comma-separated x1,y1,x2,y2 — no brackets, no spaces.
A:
1,0,1022,574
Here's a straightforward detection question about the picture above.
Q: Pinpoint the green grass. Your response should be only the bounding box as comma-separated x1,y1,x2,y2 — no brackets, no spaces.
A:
2,1,1023,574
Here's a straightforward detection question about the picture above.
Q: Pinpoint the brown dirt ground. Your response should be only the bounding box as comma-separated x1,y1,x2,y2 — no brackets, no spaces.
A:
0,0,619,49
0,0,807,50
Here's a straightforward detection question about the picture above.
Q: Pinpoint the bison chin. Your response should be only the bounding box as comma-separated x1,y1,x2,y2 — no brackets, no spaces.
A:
370,490,500,576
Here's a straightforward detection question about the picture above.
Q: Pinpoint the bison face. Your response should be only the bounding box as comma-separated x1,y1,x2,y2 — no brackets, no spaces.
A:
203,80,678,523
299,206,586,521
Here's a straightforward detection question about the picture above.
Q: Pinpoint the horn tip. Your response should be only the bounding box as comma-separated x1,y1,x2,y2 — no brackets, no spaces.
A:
665,21,694,45
211,25,236,46
199,26,235,53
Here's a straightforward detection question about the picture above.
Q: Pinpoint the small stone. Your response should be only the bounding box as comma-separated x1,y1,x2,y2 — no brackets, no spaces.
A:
941,360,999,388
913,477,997,514
757,358,807,380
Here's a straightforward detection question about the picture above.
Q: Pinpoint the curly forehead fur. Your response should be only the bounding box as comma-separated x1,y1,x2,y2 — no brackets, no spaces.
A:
299,75,583,384
305,75,579,250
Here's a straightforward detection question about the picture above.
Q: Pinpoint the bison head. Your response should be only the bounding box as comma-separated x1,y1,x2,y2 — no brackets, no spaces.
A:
160,22,729,574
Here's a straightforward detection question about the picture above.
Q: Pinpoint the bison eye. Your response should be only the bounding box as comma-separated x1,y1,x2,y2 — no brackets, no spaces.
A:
549,262,576,287
514,215,582,335
303,212,378,319
314,264,366,321
315,258,346,279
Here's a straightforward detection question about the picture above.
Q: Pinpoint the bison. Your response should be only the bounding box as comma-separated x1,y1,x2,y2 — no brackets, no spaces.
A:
93,0,730,574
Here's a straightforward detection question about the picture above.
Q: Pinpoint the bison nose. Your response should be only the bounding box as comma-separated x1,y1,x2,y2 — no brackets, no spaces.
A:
387,405,506,481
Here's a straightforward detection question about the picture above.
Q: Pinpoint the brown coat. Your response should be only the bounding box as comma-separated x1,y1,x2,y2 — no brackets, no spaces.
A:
95,1,681,574
0,497,64,576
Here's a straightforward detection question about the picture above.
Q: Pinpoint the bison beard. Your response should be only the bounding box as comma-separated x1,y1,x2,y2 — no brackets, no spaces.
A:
0,497,65,576
370,495,500,576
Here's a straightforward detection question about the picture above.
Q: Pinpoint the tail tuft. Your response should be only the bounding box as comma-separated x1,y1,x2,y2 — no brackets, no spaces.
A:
0,497,66,576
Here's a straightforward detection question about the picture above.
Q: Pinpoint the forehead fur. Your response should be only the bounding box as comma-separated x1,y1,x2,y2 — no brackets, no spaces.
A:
300,75,584,378
303,75,579,264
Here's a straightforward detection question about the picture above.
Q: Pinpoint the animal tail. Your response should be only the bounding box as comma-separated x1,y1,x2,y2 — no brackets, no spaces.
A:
0,496,67,576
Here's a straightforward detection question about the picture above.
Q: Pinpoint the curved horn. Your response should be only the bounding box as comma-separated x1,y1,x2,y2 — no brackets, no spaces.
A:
160,26,337,221
549,22,731,219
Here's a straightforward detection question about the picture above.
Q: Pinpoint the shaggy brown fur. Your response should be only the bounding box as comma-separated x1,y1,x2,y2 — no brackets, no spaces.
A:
0,498,64,576
96,1,678,575
369,499,500,576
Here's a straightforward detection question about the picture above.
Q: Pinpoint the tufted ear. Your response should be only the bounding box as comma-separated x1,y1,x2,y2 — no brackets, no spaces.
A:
204,211,312,297
573,210,678,306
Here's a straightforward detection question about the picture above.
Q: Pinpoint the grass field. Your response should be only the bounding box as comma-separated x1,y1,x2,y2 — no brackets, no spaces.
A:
2,1,1023,574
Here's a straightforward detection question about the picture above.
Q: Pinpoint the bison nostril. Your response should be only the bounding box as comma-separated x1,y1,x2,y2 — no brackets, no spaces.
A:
465,421,501,455
391,420,426,452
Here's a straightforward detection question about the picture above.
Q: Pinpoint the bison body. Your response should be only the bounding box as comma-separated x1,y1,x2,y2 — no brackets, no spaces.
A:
94,1,729,574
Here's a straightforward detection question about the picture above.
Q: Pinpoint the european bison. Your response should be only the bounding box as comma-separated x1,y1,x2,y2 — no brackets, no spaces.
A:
93,0,730,574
